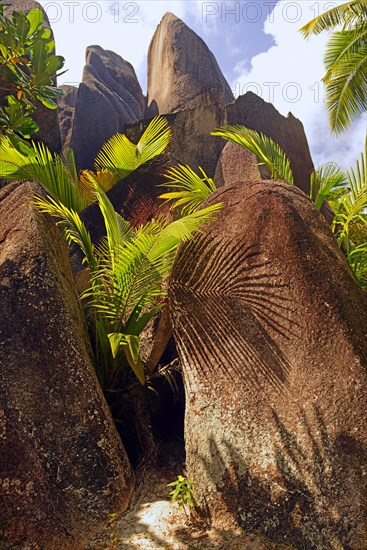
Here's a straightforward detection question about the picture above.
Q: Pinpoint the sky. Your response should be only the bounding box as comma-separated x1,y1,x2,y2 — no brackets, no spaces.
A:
38,0,366,170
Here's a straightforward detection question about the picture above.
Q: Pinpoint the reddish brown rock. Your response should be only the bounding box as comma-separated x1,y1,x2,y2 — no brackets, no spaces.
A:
146,12,234,115
213,141,268,188
169,181,367,548
0,182,134,549
226,92,314,194
128,91,314,194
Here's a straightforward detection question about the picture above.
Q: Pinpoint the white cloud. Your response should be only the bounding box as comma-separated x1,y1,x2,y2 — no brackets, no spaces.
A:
232,0,366,169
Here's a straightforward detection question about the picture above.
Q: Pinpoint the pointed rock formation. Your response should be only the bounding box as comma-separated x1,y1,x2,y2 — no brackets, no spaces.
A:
1,0,61,152
70,46,145,170
147,12,234,115
169,181,367,548
0,182,134,549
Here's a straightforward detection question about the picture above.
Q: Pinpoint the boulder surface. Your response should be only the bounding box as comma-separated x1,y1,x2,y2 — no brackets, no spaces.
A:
0,182,134,549
70,46,145,170
147,12,234,115
169,181,367,548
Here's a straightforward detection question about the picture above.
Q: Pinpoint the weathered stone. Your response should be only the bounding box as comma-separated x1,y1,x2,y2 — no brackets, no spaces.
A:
169,181,367,549
226,92,314,194
146,12,234,115
58,84,78,152
70,46,145,171
127,92,314,194
1,1,61,152
0,182,134,549
213,141,269,188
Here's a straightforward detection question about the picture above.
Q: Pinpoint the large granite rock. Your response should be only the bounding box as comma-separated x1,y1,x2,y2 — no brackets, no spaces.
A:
0,182,134,549
70,46,145,171
1,1,61,152
128,92,314,194
146,12,234,115
169,181,367,548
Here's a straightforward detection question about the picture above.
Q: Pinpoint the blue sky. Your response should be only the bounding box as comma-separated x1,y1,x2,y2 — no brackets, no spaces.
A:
39,0,366,170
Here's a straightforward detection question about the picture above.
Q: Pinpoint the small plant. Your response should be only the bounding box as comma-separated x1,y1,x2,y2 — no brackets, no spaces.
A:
167,475,196,521
106,513,120,550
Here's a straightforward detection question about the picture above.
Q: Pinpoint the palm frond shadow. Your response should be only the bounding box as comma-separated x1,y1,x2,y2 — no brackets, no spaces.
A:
170,236,299,393
194,405,367,548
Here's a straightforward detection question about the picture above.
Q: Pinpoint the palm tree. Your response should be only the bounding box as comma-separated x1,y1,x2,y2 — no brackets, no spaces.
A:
300,1,367,133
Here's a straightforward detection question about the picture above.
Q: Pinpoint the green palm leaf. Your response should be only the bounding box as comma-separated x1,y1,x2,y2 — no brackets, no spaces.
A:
323,25,367,133
300,1,367,132
310,162,348,209
332,137,367,252
160,164,217,215
33,194,97,271
212,125,294,184
0,136,82,211
94,116,171,180
300,1,367,37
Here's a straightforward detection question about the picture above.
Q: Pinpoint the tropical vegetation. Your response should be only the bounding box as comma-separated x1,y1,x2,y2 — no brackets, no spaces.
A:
0,116,221,391
300,1,367,133
0,5,65,153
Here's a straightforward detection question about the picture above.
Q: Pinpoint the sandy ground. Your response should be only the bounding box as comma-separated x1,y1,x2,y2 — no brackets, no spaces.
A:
88,466,290,550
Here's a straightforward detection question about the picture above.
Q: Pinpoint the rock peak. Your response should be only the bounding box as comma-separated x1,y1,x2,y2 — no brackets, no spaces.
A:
147,11,234,115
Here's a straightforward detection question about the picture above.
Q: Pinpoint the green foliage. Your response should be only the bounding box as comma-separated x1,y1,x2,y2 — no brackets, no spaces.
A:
22,117,221,389
0,5,66,152
213,126,367,290
95,116,171,180
310,162,348,210
0,116,171,212
300,1,367,133
160,164,216,215
168,475,196,518
211,125,294,184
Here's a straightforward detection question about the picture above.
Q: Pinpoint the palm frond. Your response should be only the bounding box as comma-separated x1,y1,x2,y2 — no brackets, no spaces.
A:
310,162,348,209
300,1,367,38
211,125,294,184
94,116,171,180
0,136,81,210
33,194,97,271
160,164,217,215
322,25,367,132
332,138,367,251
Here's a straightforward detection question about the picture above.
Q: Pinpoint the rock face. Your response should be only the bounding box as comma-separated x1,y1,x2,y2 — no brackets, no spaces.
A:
0,182,134,549
70,46,145,171
169,181,367,548
213,141,268,188
1,1,61,152
58,84,78,152
127,92,314,194
147,12,234,115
